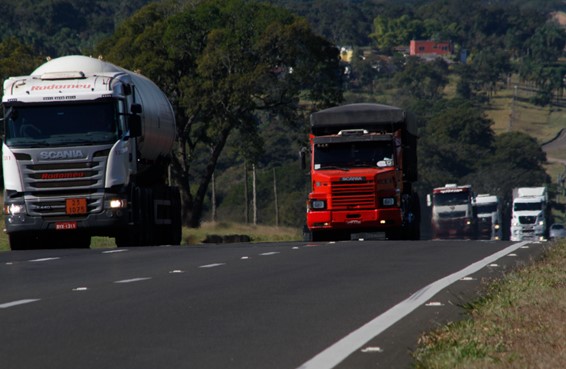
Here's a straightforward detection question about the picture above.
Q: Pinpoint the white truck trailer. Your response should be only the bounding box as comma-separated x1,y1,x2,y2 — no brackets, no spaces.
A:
510,186,548,241
474,194,502,240
2,55,182,250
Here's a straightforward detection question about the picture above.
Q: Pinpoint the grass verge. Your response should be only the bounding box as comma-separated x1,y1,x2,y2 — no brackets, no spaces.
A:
0,220,302,252
412,240,566,369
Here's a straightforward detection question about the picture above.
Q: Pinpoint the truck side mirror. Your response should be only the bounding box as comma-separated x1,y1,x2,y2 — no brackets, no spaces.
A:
129,115,142,137
300,147,308,170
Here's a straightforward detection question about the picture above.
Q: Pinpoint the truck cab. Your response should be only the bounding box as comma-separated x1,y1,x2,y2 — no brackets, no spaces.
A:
427,184,477,239
474,194,502,240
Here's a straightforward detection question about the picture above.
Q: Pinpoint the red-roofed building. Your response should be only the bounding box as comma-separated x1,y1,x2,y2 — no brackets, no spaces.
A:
409,40,452,56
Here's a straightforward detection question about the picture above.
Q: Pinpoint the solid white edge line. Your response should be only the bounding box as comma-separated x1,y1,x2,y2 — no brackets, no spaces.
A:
296,241,532,369
114,277,152,284
0,299,41,309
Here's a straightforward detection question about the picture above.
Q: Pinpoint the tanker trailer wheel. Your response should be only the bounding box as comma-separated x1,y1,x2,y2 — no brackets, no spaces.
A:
8,233,34,251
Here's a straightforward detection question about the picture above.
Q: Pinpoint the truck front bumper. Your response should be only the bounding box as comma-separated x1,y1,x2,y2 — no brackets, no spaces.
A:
307,208,402,230
4,209,129,237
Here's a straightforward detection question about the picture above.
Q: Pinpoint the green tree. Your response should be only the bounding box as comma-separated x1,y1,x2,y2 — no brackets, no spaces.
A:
394,57,449,100
418,99,494,189
96,0,343,227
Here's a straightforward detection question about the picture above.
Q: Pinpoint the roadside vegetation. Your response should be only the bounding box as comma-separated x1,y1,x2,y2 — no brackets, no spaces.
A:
412,240,566,369
0,214,301,251
0,1,565,367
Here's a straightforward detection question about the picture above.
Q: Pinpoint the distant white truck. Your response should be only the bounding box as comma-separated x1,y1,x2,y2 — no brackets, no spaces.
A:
510,187,548,241
474,194,502,240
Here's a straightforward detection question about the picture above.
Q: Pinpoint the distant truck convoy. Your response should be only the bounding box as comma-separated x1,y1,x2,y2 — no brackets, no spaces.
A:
474,194,502,240
510,186,548,241
302,103,420,241
427,184,477,239
2,55,182,250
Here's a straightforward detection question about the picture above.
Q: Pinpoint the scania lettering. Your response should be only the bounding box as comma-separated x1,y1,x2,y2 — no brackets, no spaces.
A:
302,103,420,241
39,150,85,160
2,55,182,250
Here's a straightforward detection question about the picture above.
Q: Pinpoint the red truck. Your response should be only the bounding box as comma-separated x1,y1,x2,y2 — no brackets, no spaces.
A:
302,103,420,241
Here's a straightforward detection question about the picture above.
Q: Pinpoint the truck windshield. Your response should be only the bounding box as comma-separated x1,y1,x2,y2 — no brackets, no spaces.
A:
433,192,470,206
514,202,543,211
476,203,498,214
4,102,120,147
314,141,394,169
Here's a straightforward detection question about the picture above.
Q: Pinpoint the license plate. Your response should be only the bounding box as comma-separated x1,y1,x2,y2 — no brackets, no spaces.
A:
66,198,87,215
56,221,77,230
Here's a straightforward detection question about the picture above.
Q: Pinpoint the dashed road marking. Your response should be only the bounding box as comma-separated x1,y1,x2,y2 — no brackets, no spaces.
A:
29,257,60,263
0,299,40,309
260,252,280,256
114,277,151,284
102,249,128,254
199,263,225,269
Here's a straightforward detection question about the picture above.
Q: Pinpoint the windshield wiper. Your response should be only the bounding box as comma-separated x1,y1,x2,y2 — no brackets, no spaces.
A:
318,165,350,171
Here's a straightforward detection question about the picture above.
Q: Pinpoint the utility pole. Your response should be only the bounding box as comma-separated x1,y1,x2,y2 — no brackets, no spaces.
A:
244,161,249,224
252,164,257,225
211,171,216,222
273,168,279,227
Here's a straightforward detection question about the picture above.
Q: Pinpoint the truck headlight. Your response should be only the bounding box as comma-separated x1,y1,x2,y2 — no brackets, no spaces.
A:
382,197,395,206
109,199,127,209
4,203,26,215
494,224,500,229
311,200,326,210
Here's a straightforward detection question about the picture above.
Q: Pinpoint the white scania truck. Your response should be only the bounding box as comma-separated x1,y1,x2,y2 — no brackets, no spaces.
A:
2,55,182,250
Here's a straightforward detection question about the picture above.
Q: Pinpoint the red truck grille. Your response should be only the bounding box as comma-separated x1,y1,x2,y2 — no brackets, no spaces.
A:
331,180,376,210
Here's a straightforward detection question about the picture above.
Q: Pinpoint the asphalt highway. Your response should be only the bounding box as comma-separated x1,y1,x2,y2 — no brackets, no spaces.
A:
0,239,548,369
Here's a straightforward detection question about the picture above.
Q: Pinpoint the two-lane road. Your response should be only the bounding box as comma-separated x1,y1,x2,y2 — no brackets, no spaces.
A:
0,239,546,369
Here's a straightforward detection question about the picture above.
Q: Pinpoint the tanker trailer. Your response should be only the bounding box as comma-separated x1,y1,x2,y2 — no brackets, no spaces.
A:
2,55,182,250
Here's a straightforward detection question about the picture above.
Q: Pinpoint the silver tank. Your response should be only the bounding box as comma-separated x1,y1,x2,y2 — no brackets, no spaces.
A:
31,55,176,161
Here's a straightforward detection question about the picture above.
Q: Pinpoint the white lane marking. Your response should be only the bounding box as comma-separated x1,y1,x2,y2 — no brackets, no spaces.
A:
102,249,128,254
360,346,383,353
169,270,184,274
114,277,151,284
296,241,532,369
425,301,444,307
29,257,60,263
0,299,40,309
199,263,225,269
260,252,280,256
72,287,88,291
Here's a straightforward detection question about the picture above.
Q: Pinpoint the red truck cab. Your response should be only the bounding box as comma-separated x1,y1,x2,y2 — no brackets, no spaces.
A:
303,103,419,241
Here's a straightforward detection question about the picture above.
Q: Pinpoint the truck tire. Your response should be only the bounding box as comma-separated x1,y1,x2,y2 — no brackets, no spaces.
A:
8,233,34,251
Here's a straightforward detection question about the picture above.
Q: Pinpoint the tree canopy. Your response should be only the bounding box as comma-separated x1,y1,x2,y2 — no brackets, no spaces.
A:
95,0,343,227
